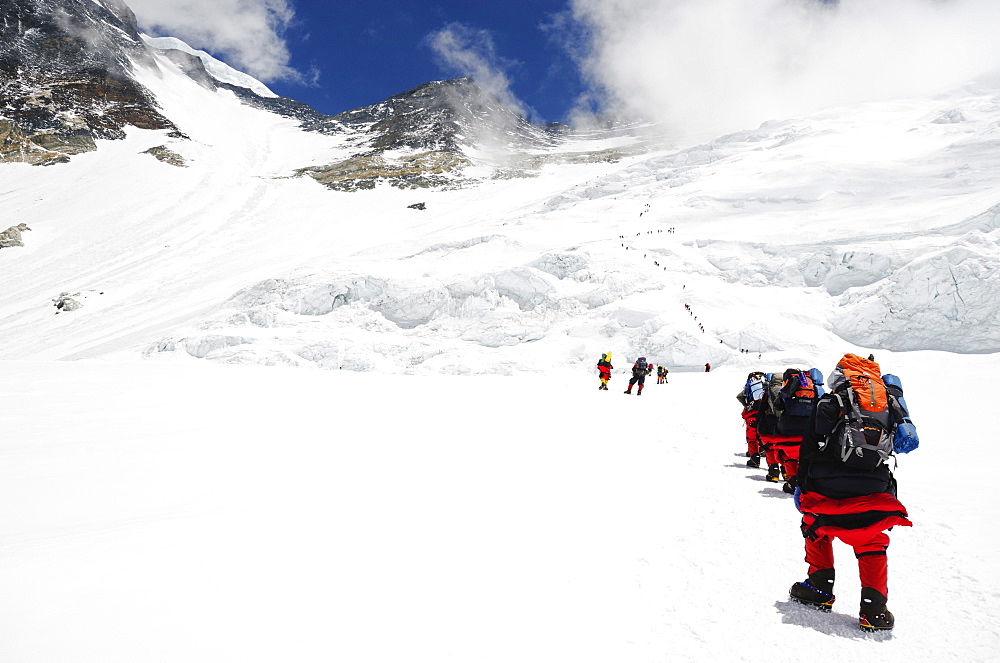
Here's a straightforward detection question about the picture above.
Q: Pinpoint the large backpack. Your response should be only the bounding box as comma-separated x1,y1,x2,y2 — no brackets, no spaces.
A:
780,368,818,417
823,354,896,469
743,371,766,404
774,368,817,436
756,373,785,434
634,357,648,374
765,372,784,414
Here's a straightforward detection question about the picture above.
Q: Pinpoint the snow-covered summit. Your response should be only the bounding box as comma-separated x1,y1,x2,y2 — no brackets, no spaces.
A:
141,34,277,99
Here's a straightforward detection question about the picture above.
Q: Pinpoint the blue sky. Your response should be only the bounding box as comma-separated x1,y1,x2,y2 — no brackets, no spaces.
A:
129,0,586,123
127,0,1000,135
270,1,584,122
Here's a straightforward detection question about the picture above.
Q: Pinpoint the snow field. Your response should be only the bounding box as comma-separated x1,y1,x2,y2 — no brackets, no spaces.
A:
1,353,997,662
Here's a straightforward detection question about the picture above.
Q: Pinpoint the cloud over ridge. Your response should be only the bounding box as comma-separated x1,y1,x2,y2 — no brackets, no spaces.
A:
426,22,537,122
568,0,1000,138
127,0,301,83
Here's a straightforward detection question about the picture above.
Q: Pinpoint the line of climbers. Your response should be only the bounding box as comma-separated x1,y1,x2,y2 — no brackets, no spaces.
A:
735,353,920,634
596,353,669,395
682,303,709,335
619,225,674,271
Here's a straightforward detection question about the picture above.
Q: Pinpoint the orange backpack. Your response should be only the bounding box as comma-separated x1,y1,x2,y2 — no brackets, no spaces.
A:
837,354,888,413
782,371,817,399
826,354,896,469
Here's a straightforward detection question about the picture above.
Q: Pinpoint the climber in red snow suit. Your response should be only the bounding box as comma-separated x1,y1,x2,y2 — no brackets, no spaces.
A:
788,354,912,633
754,376,788,481
596,354,613,390
736,372,766,466
740,397,763,464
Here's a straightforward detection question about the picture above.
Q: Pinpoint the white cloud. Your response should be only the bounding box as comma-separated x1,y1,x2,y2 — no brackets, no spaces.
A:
126,0,301,83
567,0,1000,138
427,22,537,121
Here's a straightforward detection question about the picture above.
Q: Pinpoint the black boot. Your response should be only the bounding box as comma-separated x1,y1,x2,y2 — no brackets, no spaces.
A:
789,568,835,611
766,463,782,482
859,588,894,632
782,475,798,494
746,454,761,468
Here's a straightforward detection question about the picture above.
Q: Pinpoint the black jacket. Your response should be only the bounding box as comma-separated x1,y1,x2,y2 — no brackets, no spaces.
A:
798,394,894,499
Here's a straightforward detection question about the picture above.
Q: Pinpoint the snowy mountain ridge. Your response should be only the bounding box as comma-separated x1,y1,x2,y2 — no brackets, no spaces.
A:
1,0,999,373
140,35,278,99
1,0,590,187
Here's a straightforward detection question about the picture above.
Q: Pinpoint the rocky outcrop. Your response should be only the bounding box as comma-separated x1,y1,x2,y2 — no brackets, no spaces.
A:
324,78,563,154
294,78,575,191
296,151,471,191
0,223,31,248
0,120,74,165
142,144,186,167
52,292,83,312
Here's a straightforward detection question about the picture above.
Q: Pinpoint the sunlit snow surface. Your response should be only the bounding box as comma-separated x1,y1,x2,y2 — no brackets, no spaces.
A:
1,46,999,661
1,357,997,662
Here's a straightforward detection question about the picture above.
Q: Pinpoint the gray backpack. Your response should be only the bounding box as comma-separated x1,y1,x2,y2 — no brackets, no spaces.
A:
823,386,895,469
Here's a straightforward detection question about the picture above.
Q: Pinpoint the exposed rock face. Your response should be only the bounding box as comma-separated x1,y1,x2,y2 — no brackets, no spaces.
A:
0,0,177,165
296,151,472,191
294,78,571,191
0,0,339,167
0,223,31,248
142,144,186,167
326,78,564,154
0,119,79,164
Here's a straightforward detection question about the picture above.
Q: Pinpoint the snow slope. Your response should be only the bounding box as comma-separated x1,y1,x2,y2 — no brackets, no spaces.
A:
1,38,1000,662
2,55,1000,370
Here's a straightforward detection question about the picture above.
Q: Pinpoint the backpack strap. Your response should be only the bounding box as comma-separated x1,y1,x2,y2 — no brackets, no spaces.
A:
833,390,862,463
832,388,896,465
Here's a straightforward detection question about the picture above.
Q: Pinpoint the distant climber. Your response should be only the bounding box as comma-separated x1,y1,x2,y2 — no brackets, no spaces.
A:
625,357,649,395
597,352,614,390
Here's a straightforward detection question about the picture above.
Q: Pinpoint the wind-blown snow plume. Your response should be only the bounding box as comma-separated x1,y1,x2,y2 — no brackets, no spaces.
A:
568,0,1000,138
427,22,537,122
126,0,301,83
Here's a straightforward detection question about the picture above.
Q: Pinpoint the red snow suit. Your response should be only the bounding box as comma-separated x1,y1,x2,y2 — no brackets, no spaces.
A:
797,491,911,596
741,405,760,455
759,431,801,479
